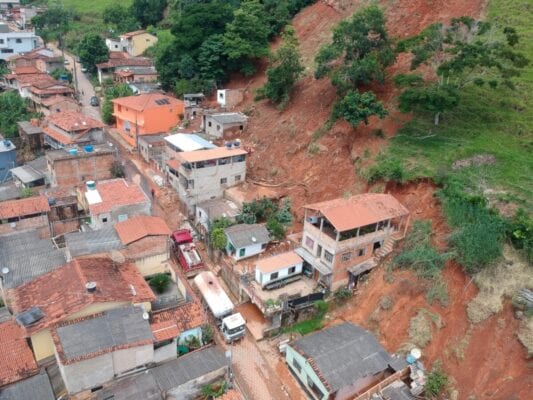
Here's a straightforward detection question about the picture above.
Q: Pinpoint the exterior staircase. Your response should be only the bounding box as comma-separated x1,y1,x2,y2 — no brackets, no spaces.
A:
374,237,397,262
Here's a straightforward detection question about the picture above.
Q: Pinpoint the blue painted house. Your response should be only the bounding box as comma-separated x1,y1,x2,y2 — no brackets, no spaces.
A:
0,139,16,182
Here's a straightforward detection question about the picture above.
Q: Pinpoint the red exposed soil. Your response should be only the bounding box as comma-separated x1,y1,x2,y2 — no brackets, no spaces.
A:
221,1,531,398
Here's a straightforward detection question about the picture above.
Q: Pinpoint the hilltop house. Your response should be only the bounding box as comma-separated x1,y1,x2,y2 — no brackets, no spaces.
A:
296,194,410,291
46,144,117,187
106,30,158,57
5,257,155,363
0,195,50,237
79,178,151,229
112,93,184,147
224,224,269,261
216,88,244,110
39,95,80,116
42,111,105,150
286,322,412,400
167,145,247,213
96,53,155,84
203,112,248,139
0,23,39,61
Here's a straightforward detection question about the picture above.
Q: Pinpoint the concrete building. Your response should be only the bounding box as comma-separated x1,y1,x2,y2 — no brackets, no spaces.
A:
10,156,47,188
42,111,105,150
167,146,247,213
39,94,80,116
285,322,410,400
79,178,151,230
254,251,304,288
165,133,216,160
0,0,20,10
106,30,158,57
0,372,55,400
42,186,80,236
7,47,63,73
224,224,269,261
46,144,117,187
216,89,244,110
96,54,154,84
17,120,43,150
0,195,50,237
52,305,154,395
195,198,240,235
296,194,410,291
0,23,38,61
0,138,16,182
5,257,155,363
138,134,167,169
203,113,248,139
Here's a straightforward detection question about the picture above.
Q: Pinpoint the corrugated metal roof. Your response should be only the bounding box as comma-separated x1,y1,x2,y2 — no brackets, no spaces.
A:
0,372,55,400
224,224,269,248
165,133,216,152
65,227,124,257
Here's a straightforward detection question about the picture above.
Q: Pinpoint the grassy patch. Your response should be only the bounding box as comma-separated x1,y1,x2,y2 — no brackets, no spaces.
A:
60,0,132,14
283,300,328,335
408,308,443,348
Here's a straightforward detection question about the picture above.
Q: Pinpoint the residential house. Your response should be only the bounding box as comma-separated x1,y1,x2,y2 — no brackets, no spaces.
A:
10,156,47,188
0,195,51,237
0,23,38,61
165,133,216,160
17,120,43,150
113,66,158,83
138,134,167,169
216,89,244,110
167,146,247,213
203,112,248,139
114,215,172,277
96,54,154,84
112,93,184,147
129,81,161,95
0,0,20,11
183,93,205,120
39,94,80,116
42,111,104,150
7,47,63,73
42,186,80,236
224,224,269,261
0,320,39,387
0,371,55,400
286,322,410,400
91,347,227,400
120,30,158,56
64,227,124,259
254,251,304,289
52,305,155,395
195,198,240,235
296,194,410,291
46,144,117,187
0,138,16,181
79,178,151,229
5,257,155,362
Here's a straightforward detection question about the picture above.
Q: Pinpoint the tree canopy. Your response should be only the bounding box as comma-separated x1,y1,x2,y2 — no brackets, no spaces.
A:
103,4,139,35
0,92,31,138
32,1,73,45
78,33,108,74
332,90,388,126
131,0,168,28
102,84,134,124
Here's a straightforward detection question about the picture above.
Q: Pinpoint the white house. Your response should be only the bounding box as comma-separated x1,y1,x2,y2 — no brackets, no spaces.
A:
195,198,240,234
255,251,304,288
0,24,39,61
224,224,269,261
0,0,20,10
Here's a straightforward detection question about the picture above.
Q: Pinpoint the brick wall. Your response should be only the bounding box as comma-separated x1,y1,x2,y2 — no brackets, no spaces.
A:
50,152,116,187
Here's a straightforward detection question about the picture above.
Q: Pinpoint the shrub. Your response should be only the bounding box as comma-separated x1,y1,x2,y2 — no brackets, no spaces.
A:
201,380,227,399
19,187,33,198
110,161,125,178
314,299,328,315
266,217,285,240
425,368,448,398
334,287,352,303
364,156,407,184
506,208,533,263
201,324,214,345
149,273,171,294
210,228,227,251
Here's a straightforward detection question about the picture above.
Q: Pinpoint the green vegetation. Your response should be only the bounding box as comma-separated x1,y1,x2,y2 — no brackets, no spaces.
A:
237,197,293,239
131,0,167,29
256,26,304,108
201,380,227,399
201,324,214,345
50,67,72,83
425,367,449,398
0,92,32,138
149,273,172,294
59,0,133,14
102,83,134,124
283,300,328,335
20,187,33,199
78,33,108,74
33,1,73,45
210,217,233,251
110,161,125,178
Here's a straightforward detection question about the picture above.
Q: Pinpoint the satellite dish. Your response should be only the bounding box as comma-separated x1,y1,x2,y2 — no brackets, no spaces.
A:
1,267,9,274
142,312,149,320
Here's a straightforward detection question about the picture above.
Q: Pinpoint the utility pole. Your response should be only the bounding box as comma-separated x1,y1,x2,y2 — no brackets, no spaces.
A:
72,57,79,95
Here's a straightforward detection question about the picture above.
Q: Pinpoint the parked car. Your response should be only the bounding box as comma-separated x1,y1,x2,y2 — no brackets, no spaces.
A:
90,96,99,106
81,67,87,73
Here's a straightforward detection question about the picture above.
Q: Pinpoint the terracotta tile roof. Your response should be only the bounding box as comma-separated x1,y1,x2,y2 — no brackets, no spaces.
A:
177,147,247,163
40,95,78,107
304,193,409,232
115,215,171,245
0,320,39,386
11,72,53,87
122,235,168,260
150,300,206,342
29,85,74,96
42,126,73,145
85,179,150,215
109,51,128,59
121,30,148,38
7,257,156,335
46,110,104,132
0,195,50,219
14,66,41,75
96,57,153,69
255,251,303,274
112,93,183,112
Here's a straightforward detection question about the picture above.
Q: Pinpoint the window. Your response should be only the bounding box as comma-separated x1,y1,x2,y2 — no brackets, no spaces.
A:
208,121,212,127
358,248,366,257
1,49,13,53
270,272,279,280
220,178,227,185
232,155,245,163
187,179,195,189
305,236,314,250
234,175,241,182
324,250,333,263
239,248,245,257
101,217,108,223
117,105,122,112
289,266,296,274
292,358,302,373
216,124,220,131
341,252,352,262
0,39,4,44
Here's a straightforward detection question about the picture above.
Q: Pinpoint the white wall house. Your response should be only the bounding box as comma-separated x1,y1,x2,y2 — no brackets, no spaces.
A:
105,38,121,52
255,251,304,288
0,24,39,61
224,224,269,261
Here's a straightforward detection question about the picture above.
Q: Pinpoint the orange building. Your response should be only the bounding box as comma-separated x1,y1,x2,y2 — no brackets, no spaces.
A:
112,94,184,147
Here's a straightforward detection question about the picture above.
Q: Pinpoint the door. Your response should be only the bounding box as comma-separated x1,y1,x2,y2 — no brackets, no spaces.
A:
317,244,322,257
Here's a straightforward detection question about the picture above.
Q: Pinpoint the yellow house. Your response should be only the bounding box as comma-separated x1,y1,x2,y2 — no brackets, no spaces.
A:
8,257,155,362
120,30,158,57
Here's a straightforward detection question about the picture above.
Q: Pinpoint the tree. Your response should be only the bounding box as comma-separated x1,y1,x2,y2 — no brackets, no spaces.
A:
198,34,229,85
0,92,30,138
102,83,134,124
32,1,72,45
210,228,227,251
78,33,108,74
332,90,387,126
396,18,529,125
103,4,138,34
149,273,172,294
50,67,72,83
223,0,270,75
256,26,304,108
131,0,168,28
266,217,285,240
315,5,395,94
110,161,126,178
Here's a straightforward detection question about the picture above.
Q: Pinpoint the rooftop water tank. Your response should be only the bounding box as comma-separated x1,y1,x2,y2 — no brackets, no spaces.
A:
233,140,241,148
68,148,78,156
225,142,232,149
84,145,94,153
86,180,96,191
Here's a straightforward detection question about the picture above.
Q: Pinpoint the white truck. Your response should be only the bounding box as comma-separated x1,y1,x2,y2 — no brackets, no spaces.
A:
193,271,246,343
